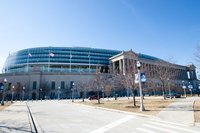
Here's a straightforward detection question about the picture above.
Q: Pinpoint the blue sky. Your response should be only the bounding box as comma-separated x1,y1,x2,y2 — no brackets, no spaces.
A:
0,0,200,72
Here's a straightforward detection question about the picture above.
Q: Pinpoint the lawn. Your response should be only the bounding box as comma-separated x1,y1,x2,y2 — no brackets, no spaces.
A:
194,100,200,123
0,102,12,111
80,97,175,116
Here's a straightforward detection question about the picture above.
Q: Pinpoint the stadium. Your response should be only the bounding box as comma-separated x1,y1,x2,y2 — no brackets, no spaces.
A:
0,46,199,100
3,47,121,73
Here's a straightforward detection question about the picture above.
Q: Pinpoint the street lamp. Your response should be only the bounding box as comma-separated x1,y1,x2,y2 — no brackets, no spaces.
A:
182,81,186,98
1,78,7,106
39,88,42,100
71,81,75,102
11,86,14,103
22,86,25,101
136,61,145,111
188,82,193,96
57,86,60,100
167,78,172,99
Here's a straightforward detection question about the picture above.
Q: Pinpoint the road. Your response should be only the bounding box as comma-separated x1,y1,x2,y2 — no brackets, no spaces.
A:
27,100,200,133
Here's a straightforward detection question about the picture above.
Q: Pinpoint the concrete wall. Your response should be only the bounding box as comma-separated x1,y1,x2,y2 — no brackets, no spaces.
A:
0,72,95,100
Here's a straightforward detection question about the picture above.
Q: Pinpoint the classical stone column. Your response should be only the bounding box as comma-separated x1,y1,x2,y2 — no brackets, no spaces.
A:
119,59,122,74
127,59,130,73
123,59,126,75
113,62,115,73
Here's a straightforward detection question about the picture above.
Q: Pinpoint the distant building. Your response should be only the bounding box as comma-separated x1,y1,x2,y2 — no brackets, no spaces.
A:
0,47,199,100
110,50,199,95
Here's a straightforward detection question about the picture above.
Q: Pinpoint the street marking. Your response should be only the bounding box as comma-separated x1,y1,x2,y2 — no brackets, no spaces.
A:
89,115,133,133
143,124,177,133
149,121,199,133
137,127,157,133
151,118,188,127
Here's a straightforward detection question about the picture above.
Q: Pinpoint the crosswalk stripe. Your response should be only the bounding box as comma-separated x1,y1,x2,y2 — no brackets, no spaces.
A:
149,121,199,133
151,118,188,127
137,127,157,133
143,124,177,133
89,115,133,133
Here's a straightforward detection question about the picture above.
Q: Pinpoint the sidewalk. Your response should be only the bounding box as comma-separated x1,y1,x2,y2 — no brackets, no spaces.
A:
156,97,200,126
0,102,32,133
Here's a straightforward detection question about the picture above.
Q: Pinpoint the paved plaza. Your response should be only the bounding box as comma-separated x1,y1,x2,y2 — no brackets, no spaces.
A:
0,97,200,133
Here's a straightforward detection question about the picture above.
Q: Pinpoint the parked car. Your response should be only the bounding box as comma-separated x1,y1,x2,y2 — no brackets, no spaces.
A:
173,93,181,98
166,93,181,98
88,95,100,100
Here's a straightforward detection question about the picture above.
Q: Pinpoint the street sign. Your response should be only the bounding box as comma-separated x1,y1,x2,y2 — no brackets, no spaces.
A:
141,73,147,82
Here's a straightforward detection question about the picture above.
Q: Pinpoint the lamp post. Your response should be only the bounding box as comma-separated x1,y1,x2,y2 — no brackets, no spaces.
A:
182,81,186,98
39,88,42,100
22,86,25,101
1,78,7,106
71,81,75,102
57,86,60,100
136,61,145,111
188,82,193,96
167,78,172,99
11,86,14,103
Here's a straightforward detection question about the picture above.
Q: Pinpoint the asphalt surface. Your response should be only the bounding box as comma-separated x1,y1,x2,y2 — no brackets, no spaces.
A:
157,97,200,126
0,102,32,133
0,97,200,133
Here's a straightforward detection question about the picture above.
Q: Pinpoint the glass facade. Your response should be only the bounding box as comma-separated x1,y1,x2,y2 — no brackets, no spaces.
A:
33,81,37,90
3,47,121,73
51,81,55,90
61,81,65,89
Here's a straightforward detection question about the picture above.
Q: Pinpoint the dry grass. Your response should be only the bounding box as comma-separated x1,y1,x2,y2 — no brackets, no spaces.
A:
80,97,174,116
194,100,200,123
0,102,12,111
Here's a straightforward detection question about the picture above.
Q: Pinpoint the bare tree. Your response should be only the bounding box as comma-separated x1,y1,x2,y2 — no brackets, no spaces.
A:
76,80,88,102
15,82,23,100
88,68,106,104
116,58,139,107
121,72,138,106
154,59,177,99
104,83,112,100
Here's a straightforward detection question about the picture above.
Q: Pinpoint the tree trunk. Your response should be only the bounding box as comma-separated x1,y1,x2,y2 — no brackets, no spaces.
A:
82,97,84,102
162,84,166,100
97,91,100,104
82,91,85,102
132,89,136,106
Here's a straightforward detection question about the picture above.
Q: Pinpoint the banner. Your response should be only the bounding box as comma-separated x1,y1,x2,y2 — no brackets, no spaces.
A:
135,73,147,84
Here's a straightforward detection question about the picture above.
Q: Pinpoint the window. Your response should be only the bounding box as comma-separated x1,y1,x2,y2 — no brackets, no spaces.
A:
33,81,37,90
61,81,65,89
51,81,55,89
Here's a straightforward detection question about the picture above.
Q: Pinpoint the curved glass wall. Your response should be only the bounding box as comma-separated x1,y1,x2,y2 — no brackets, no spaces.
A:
3,47,121,73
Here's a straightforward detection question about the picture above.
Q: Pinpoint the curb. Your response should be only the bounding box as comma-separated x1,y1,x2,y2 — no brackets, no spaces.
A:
26,102,43,133
74,102,152,118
